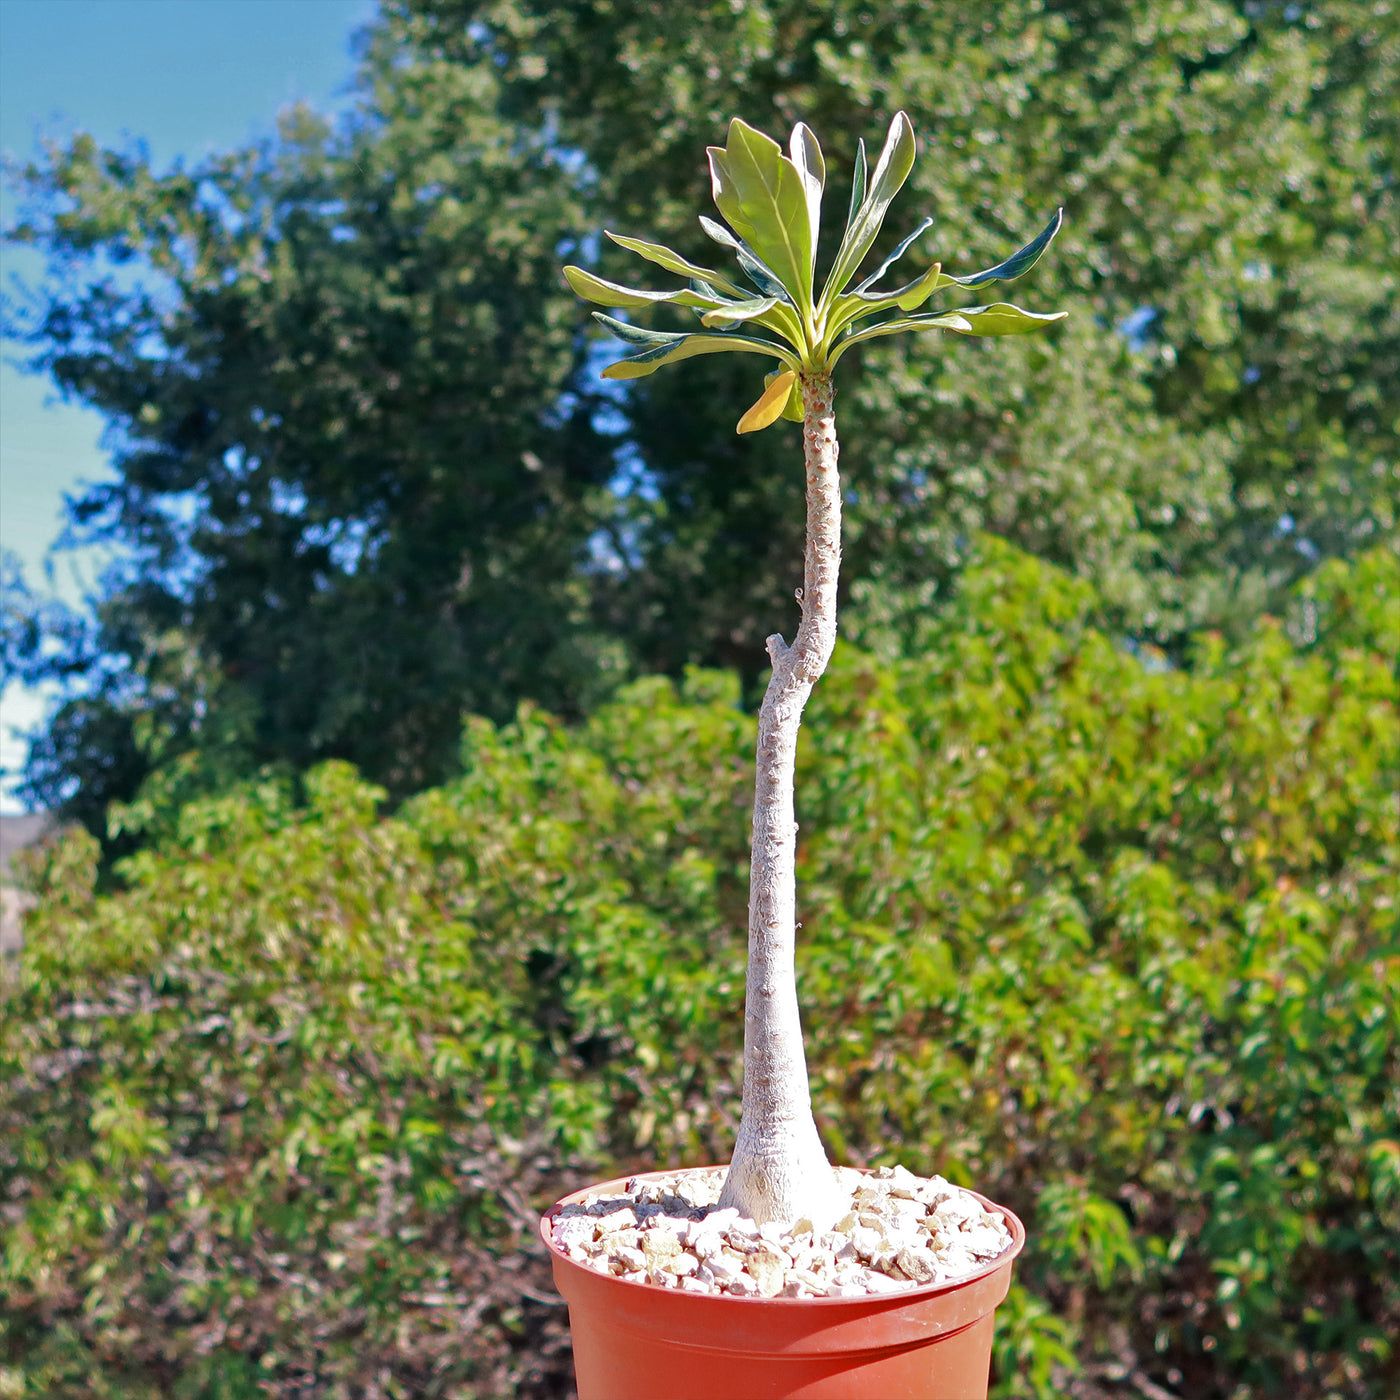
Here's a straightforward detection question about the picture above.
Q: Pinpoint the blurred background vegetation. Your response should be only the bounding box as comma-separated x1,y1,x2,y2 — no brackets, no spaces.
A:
1,2,1396,1397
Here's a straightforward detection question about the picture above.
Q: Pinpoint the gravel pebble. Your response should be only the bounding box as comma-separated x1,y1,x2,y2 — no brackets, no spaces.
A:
611,1245,645,1274
553,1216,596,1249
746,1242,789,1297
553,1165,1012,1297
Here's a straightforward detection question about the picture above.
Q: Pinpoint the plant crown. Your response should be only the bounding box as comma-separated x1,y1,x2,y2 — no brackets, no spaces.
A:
564,113,1066,432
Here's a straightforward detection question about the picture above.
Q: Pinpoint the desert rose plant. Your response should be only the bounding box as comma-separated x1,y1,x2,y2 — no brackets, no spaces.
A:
564,113,1065,1229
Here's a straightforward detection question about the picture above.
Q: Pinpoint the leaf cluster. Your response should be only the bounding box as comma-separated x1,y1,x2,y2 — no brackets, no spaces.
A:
564,110,1063,431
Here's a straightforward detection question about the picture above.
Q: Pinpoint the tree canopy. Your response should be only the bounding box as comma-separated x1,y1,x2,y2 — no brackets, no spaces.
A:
4,542,1396,1397
4,0,1396,828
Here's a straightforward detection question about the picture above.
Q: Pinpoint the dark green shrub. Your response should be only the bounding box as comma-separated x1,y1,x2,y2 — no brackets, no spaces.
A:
3,540,1396,1398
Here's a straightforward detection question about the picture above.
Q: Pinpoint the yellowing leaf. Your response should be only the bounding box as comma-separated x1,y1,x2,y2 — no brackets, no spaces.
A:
737,370,798,434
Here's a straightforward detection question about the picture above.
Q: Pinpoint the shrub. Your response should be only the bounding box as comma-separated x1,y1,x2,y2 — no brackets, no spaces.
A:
3,539,1396,1398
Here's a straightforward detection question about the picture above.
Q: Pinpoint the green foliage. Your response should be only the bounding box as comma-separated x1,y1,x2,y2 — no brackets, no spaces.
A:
707,118,819,308
565,109,1063,420
992,1284,1079,1400
443,0,1398,665
1036,1182,1142,1292
7,0,1397,827
4,78,625,826
3,542,1396,1397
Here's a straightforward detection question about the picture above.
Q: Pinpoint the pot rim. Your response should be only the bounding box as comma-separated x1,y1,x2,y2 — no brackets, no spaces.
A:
539,1165,1026,1307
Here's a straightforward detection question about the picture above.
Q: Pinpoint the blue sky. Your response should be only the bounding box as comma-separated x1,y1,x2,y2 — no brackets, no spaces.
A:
0,0,375,810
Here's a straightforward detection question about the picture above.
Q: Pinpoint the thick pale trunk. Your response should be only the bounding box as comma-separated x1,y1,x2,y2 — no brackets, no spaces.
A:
719,372,846,1228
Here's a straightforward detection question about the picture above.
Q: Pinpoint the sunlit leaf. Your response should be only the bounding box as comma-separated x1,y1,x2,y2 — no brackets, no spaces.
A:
828,310,973,364
773,367,805,421
563,265,722,311
698,216,795,304
605,231,746,297
592,313,797,379
891,262,950,313
852,217,934,294
788,122,825,264
707,118,814,303
826,261,947,343
701,294,781,328
846,137,868,231
949,302,1069,335
593,313,688,348
822,111,917,305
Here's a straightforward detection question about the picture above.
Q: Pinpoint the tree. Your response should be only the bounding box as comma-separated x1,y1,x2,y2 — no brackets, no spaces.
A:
7,0,1395,831
411,0,1398,643
564,112,1065,1223
5,92,620,826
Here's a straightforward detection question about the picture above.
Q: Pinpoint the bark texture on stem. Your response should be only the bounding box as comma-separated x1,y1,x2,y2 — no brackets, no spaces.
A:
719,372,845,1227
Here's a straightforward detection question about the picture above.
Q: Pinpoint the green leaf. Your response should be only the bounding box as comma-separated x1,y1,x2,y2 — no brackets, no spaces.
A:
788,122,825,264
816,220,944,340
821,110,916,306
892,262,949,313
604,231,746,297
852,217,934,294
593,313,797,379
698,217,795,304
592,313,688,348
706,118,814,304
563,265,723,311
762,366,805,421
830,301,1064,363
693,217,806,347
949,302,1069,335
947,209,1064,289
826,260,946,344
601,336,796,379
828,309,972,365
700,294,781,328
846,138,868,231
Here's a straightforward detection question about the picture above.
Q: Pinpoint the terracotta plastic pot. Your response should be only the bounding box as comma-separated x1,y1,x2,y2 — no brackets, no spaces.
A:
541,1168,1025,1400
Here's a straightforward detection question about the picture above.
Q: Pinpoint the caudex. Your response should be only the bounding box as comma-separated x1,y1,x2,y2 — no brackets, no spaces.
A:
565,112,1065,1228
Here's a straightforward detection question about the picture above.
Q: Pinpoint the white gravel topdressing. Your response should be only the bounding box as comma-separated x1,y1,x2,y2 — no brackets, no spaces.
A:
550,1164,1014,1299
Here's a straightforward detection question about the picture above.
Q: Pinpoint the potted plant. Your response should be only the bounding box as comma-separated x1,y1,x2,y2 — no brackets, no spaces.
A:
545,111,1065,1399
